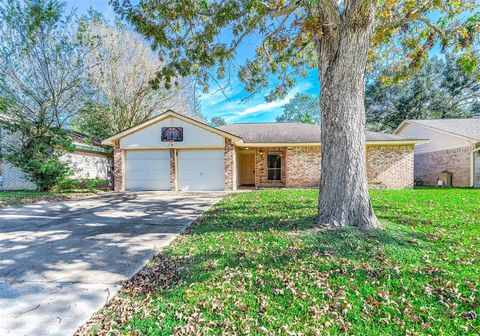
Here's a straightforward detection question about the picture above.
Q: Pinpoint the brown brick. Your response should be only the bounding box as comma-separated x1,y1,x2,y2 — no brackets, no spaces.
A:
224,139,235,190
113,140,123,191
255,147,286,188
251,145,414,189
414,146,473,187
285,146,321,188
366,145,414,189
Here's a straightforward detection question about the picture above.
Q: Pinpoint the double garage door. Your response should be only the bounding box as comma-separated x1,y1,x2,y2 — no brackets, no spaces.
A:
125,149,224,191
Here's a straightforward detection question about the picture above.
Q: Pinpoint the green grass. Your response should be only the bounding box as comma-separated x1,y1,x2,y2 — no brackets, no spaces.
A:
80,188,480,335
0,190,95,207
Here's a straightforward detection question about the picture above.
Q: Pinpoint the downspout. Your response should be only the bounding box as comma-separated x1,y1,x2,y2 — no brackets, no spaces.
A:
470,143,480,188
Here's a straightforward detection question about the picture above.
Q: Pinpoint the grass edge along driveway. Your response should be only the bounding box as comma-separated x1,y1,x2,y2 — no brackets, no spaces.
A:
76,188,480,335
0,190,103,207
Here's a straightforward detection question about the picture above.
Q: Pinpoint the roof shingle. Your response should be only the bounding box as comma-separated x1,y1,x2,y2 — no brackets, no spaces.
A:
219,122,421,143
405,118,480,141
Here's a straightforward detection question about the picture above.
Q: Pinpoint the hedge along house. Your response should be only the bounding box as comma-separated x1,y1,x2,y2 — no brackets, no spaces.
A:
102,110,426,191
395,119,480,188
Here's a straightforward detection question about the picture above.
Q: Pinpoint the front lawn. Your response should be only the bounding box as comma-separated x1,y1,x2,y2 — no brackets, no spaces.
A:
77,188,480,335
0,190,97,207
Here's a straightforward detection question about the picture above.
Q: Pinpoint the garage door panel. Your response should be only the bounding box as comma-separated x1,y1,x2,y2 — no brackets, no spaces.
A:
179,180,224,191
127,160,169,170
178,150,224,191
126,179,168,190
126,150,169,160
181,150,225,160
178,169,224,180
125,150,170,191
178,160,224,171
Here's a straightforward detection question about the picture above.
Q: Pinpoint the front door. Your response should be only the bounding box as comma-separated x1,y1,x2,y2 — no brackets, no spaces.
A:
241,154,255,185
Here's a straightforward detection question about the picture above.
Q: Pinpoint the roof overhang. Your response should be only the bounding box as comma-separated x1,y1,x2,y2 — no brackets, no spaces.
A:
73,143,113,154
234,140,428,147
393,120,409,134
235,142,321,147
366,139,428,146
102,110,243,145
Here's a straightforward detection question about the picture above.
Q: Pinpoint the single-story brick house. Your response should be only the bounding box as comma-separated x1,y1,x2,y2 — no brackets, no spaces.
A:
395,118,480,188
0,121,113,190
102,110,426,191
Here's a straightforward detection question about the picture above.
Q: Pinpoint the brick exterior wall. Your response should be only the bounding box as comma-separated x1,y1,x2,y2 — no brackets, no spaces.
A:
255,147,286,188
113,140,123,191
62,150,112,179
244,145,414,189
285,146,321,188
0,161,37,190
224,139,235,190
170,148,176,191
414,146,473,187
366,145,414,189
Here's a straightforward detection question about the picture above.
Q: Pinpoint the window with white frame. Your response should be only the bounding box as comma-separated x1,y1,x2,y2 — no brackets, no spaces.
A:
267,153,281,181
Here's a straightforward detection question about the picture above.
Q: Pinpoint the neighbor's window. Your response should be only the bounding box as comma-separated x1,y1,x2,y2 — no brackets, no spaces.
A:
267,153,282,181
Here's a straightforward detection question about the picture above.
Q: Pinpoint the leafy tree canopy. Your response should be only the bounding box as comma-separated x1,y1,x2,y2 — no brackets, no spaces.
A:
0,0,84,190
209,116,227,127
72,14,204,139
113,0,480,229
366,53,480,131
276,93,320,124
112,0,480,101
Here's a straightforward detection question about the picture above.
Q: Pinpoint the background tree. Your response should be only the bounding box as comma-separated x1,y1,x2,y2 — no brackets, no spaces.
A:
210,116,227,127
276,93,320,124
366,54,480,131
113,0,479,229
0,0,89,190
73,17,203,139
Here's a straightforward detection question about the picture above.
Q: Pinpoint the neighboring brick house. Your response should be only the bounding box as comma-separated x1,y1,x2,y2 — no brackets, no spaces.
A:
395,119,480,188
0,126,113,191
102,110,425,191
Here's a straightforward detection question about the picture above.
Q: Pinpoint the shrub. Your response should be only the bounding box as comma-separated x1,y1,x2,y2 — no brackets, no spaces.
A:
53,178,110,192
3,128,74,191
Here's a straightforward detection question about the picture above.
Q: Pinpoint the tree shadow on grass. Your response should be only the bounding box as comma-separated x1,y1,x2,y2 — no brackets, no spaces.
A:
121,224,430,298
77,193,462,335
78,225,443,335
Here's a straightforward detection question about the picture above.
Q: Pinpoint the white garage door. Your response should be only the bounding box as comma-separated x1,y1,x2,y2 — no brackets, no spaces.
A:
125,150,170,190
178,150,224,191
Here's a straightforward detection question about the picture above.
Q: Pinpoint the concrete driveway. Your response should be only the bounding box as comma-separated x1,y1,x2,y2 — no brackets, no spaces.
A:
0,191,225,336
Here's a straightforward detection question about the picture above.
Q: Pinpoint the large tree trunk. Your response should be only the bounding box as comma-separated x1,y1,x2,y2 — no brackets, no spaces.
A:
315,1,380,230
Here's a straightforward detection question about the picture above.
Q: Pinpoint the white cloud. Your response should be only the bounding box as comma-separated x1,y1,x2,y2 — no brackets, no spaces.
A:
224,81,314,122
200,77,317,123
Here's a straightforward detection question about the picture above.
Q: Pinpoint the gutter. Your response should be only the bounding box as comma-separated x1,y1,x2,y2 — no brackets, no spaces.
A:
73,143,113,154
234,140,428,147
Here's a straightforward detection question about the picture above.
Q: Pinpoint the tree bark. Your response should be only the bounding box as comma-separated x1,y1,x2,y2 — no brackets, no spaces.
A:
315,1,380,230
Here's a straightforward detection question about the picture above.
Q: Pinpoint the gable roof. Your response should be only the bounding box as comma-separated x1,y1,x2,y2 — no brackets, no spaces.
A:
219,122,425,145
101,110,242,145
395,118,480,141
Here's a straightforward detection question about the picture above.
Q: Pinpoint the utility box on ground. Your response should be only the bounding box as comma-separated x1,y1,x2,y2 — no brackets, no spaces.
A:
438,171,452,187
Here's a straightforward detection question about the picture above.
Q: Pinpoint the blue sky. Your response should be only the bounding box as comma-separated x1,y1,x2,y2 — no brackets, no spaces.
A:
64,0,319,123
